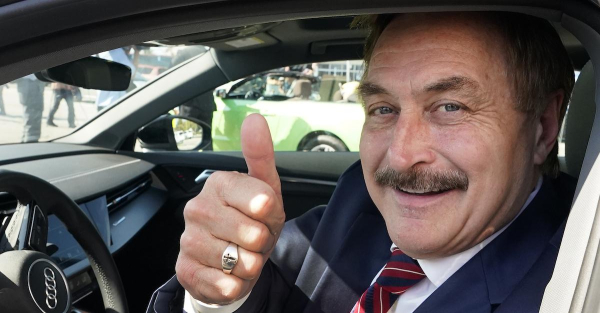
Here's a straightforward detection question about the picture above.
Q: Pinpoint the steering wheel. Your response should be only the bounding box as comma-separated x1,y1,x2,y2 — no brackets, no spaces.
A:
244,90,261,99
0,170,128,313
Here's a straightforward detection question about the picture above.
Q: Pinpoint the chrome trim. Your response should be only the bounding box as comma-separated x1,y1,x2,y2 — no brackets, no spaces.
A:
44,267,57,309
28,259,70,313
280,176,337,187
194,169,337,187
72,290,94,304
194,169,216,184
107,179,150,210
112,216,126,227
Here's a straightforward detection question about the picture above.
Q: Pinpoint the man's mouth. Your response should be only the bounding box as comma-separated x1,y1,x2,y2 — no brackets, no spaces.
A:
395,187,452,196
392,186,458,208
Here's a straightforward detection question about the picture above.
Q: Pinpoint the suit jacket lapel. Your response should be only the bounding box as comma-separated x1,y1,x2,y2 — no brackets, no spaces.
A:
414,178,567,312
414,254,492,313
292,161,393,313
298,211,393,313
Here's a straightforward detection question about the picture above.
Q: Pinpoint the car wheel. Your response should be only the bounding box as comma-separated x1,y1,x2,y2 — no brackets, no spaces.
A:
301,135,348,152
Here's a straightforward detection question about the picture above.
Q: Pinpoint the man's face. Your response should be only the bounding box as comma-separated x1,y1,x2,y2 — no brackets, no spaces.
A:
359,13,541,259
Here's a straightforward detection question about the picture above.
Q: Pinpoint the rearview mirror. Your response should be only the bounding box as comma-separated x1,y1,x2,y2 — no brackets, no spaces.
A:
35,56,132,91
137,115,211,151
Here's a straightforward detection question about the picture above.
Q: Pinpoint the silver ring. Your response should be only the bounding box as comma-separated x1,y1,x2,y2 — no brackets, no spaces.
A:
222,242,239,274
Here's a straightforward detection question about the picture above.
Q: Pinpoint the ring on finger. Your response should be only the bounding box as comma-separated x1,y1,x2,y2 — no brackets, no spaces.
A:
222,242,239,274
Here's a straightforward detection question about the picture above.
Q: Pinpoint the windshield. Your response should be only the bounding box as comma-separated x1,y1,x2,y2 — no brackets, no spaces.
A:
226,61,364,102
0,44,207,145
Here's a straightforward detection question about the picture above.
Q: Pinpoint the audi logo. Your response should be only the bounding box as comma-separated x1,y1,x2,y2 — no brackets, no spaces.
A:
44,267,57,309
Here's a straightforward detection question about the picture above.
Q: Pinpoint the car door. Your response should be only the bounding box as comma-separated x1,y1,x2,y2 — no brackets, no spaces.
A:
212,74,280,151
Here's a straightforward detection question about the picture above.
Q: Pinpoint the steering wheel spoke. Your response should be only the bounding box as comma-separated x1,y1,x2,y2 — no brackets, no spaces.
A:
0,169,128,313
0,201,48,254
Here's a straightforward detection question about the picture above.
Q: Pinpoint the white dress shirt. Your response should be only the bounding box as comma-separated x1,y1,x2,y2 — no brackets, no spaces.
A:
186,177,543,313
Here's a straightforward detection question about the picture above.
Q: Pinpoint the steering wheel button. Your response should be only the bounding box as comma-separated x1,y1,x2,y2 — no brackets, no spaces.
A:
28,205,48,252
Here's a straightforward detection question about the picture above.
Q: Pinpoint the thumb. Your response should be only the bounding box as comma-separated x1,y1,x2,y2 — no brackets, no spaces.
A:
241,114,282,197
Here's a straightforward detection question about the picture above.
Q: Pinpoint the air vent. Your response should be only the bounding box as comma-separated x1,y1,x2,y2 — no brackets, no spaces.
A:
106,175,152,213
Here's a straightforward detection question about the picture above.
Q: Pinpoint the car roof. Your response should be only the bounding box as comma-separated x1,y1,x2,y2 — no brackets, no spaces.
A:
0,0,595,85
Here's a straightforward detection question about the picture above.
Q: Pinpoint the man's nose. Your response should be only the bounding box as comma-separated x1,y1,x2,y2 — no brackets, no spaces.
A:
387,113,436,171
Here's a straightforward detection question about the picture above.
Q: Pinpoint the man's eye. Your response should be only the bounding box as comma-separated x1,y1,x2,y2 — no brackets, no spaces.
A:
429,102,467,125
373,107,394,115
441,103,461,112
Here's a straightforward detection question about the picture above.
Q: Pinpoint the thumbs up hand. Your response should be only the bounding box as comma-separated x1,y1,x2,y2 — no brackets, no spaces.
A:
176,114,286,304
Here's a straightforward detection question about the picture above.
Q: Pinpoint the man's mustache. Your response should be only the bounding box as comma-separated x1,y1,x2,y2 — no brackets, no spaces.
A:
374,166,469,192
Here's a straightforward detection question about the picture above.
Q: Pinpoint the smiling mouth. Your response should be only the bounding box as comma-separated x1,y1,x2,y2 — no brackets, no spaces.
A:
395,187,452,196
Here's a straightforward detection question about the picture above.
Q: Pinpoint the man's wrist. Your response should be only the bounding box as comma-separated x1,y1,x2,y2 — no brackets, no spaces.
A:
184,290,252,313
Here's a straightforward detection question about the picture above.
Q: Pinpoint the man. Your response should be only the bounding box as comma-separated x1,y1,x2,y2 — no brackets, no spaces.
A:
148,11,575,313
95,47,137,111
16,75,45,143
47,82,76,128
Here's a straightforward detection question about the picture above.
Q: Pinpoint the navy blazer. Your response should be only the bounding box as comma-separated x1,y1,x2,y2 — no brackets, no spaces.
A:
147,161,575,313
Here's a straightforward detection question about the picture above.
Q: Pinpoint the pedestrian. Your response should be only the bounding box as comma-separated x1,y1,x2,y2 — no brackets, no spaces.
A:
16,75,45,143
47,82,76,128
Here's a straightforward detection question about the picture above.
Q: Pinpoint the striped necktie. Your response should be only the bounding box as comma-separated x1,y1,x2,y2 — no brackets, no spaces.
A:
352,247,426,313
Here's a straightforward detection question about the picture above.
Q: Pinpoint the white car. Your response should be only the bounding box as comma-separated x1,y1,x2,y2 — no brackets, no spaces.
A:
185,129,193,139
174,130,186,143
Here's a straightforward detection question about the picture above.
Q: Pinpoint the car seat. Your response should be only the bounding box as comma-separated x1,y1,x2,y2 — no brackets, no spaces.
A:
564,61,596,178
291,79,312,100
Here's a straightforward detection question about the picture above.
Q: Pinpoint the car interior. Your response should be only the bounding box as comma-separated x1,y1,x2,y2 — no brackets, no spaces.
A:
1,1,600,312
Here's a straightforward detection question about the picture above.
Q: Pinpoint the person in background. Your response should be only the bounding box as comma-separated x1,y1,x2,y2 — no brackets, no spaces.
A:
95,47,138,112
47,82,76,128
16,75,45,143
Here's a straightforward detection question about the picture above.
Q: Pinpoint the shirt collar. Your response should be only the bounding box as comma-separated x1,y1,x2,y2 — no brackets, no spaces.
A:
391,176,543,287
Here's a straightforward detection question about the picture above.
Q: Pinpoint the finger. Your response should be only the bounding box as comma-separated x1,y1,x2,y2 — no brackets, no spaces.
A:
176,257,253,305
241,114,282,197
205,171,285,235
181,230,266,281
185,201,275,253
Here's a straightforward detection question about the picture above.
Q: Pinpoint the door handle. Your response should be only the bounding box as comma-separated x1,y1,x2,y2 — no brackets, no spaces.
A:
195,169,216,184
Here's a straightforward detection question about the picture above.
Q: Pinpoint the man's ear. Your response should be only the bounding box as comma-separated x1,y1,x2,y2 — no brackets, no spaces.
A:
533,90,565,166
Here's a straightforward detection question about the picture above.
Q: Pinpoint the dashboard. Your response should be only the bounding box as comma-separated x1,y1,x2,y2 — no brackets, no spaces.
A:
0,144,168,302
0,142,348,311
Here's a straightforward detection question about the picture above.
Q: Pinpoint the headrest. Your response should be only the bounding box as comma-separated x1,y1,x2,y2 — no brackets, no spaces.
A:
292,79,312,99
565,61,596,177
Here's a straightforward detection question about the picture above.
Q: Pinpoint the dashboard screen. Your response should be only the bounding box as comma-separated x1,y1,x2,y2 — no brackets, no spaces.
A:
48,196,110,269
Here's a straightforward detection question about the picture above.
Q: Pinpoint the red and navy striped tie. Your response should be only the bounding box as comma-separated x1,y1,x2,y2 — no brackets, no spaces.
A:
352,247,426,313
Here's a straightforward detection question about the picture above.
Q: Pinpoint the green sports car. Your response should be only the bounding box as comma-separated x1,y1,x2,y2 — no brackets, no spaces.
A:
211,71,365,152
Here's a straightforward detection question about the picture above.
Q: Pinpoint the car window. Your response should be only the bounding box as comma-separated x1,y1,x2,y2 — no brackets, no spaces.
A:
135,60,367,153
0,45,207,145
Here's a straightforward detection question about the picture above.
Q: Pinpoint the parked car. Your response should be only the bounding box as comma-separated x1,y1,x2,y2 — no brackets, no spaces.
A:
174,130,186,143
213,71,364,152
